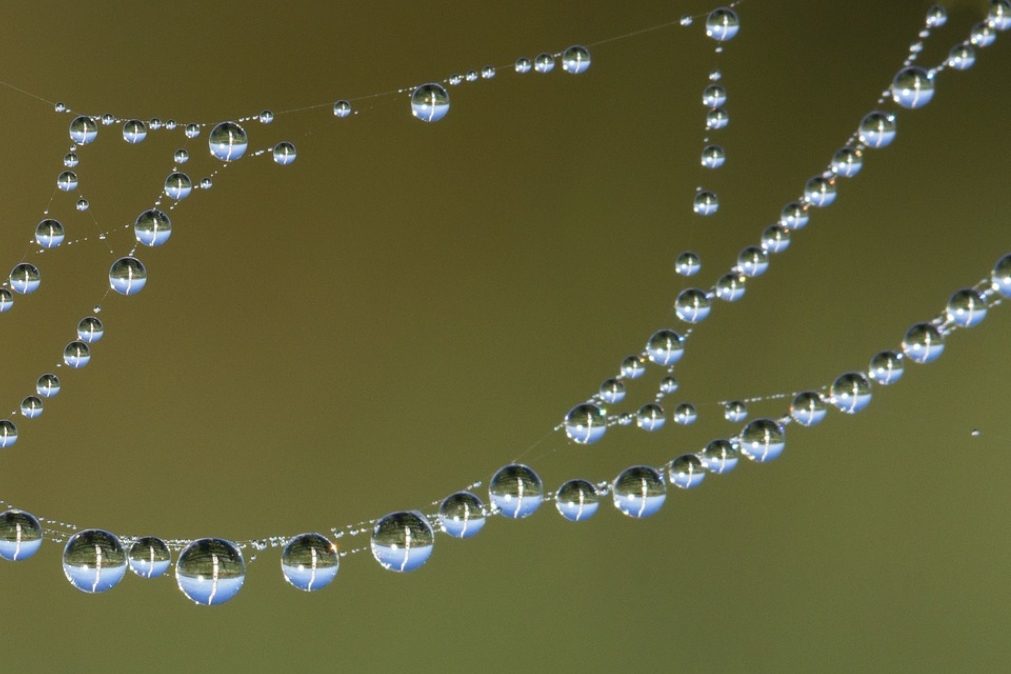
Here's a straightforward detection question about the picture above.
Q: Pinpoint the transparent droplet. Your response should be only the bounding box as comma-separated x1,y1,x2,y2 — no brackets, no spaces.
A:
612,466,666,519
780,202,809,230
970,22,996,47
184,123,201,139
946,289,986,328
891,67,935,109
990,0,1011,31
371,512,434,573
534,53,555,73
0,420,16,448
669,455,705,489
831,147,863,178
706,108,729,130
646,328,685,366
992,253,1011,297
332,100,352,118
723,400,748,423
481,65,496,79
410,83,450,123
679,15,694,27
599,378,626,404
947,43,976,70
555,479,600,522
56,170,78,192
902,323,944,364
620,355,646,379
564,403,607,444
36,373,60,398
63,152,79,168
740,419,786,463
149,118,162,130
63,340,91,368
54,102,66,113
693,191,719,216
514,57,532,74
636,403,666,432
258,110,274,124
35,219,65,249
77,316,104,343
176,538,246,605
109,257,147,296
62,530,127,593
465,70,479,83
438,492,486,538
122,119,147,144
208,121,248,161
9,263,40,295
134,209,172,247
164,172,192,200
448,74,463,86
281,533,339,591
859,112,897,149
738,246,769,277
75,198,89,212
925,4,947,28
790,391,827,426
674,402,698,425
675,251,701,277
489,464,543,519
715,273,746,302
165,119,177,130
128,537,171,579
0,289,11,313
561,45,591,74
705,7,740,41
272,141,297,166
830,372,872,414
700,144,726,169
868,350,905,385
804,176,837,207
68,116,98,144
761,225,791,254
699,439,738,474
702,84,727,108
200,177,213,190
174,149,189,164
659,376,679,395
675,288,712,323
0,510,42,561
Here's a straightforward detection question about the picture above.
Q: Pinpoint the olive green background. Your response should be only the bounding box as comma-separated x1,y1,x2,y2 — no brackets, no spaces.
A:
0,1,1009,672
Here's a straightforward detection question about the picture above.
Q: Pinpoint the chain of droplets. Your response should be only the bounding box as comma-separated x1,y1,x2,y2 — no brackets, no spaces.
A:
557,2,1007,445
0,2,1009,605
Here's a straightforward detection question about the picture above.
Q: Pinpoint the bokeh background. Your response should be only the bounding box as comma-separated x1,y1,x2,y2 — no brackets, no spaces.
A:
0,1,1009,671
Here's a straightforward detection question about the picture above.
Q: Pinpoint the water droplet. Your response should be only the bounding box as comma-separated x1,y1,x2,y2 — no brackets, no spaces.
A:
514,57,532,74
134,209,171,247
715,273,746,302
0,510,42,561
831,147,863,178
54,102,66,113
699,439,738,474
705,8,740,41
564,403,607,444
481,65,496,79
669,454,706,489
281,533,339,591
599,378,626,404
68,116,98,144
489,464,543,519
174,149,189,164
740,419,786,462
122,119,147,144
761,225,791,253
272,141,297,166
63,152,78,167
659,376,679,395
465,71,479,83
891,67,935,109
258,110,274,124
76,316,104,343
35,219,65,249
9,263,40,295
0,289,12,313
63,529,127,593
804,176,837,207
612,466,666,518
738,246,769,277
679,15,694,27
706,108,729,130
790,391,827,426
63,341,91,368
902,323,944,364
693,190,719,216
946,289,987,328
947,43,976,70
676,288,712,323
371,512,434,573
674,402,698,425
620,355,646,379
702,84,727,108
646,328,685,366
438,492,486,538
128,537,171,579
992,253,1011,297
561,45,591,74
534,53,555,73
701,144,726,169
184,123,200,139
164,172,192,200
858,112,897,149
830,372,872,414
208,121,249,161
990,0,1011,30
75,198,89,212
410,83,450,123
36,373,60,398
200,177,213,190
780,202,809,230
970,22,996,47
108,257,147,296
176,538,246,605
723,400,748,423
868,350,904,385
925,4,947,28
0,420,17,448
636,403,666,431
555,479,600,522
56,171,78,192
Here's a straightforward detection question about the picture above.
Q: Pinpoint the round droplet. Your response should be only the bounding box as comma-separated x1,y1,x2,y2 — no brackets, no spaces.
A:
534,53,555,73
620,355,646,379
831,372,872,414
636,403,665,432
646,328,685,366
438,492,486,538
859,112,897,149
992,254,1011,297
109,257,147,296
723,400,747,423
780,202,809,230
693,190,719,216
333,100,352,118
561,45,591,74
371,512,434,573
56,171,78,191
164,172,192,200
0,289,11,313
184,123,200,138
63,152,79,167
705,7,740,41
55,102,67,113
128,537,171,579
69,116,98,144
926,4,947,28
715,273,746,302
76,198,89,212
35,219,65,249
77,316,104,343
0,510,42,561
281,533,339,591
868,350,904,385
612,466,666,519
675,251,702,276
902,323,944,364
63,529,127,593
891,67,935,109
804,176,837,207
0,420,16,448
149,118,162,130
831,147,863,178
702,84,727,108
9,263,40,295
738,246,769,277
669,454,705,489
489,464,543,519
790,391,827,426
63,340,91,368
465,71,478,83
990,0,1011,30
564,403,607,444
208,121,248,161
448,74,463,86
122,119,147,144
699,439,738,474
174,149,189,164
176,538,246,605
480,65,496,79
676,288,712,323
134,209,172,247
514,57,532,74
659,376,679,395
706,108,729,130
701,144,726,169
947,43,976,70
200,177,213,190
970,22,996,47
272,141,297,166
740,419,786,463
555,479,600,522
36,373,61,398
946,289,986,328
674,402,698,425
761,225,791,253
410,83,450,123
258,110,274,124
599,378,626,404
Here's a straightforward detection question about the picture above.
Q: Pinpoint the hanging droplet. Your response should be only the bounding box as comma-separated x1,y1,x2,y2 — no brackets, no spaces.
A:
54,102,67,113
76,316,104,343
68,116,98,144
514,57,532,74
970,22,996,47
0,420,17,448
700,144,726,169
636,403,666,432
804,176,837,207
465,70,479,83
164,172,192,200
891,67,935,109
740,419,786,462
555,479,600,522
831,147,863,178
702,84,728,108
272,142,297,166
564,403,607,444
208,121,248,161
659,376,679,395
761,225,791,253
693,191,719,216
410,83,450,123
901,323,944,364
174,149,189,164
830,372,872,414
925,4,947,28
0,510,42,561
109,257,147,296
0,289,12,313
674,402,698,425
9,263,40,295
134,209,172,247
75,198,89,212
699,439,738,474
149,118,163,130
715,273,746,302
35,219,65,249
62,530,127,594
723,400,748,423
675,251,702,276
36,373,61,398
790,391,827,426
620,355,646,379
990,0,1011,30
371,512,435,573
333,100,352,118
780,202,809,230
599,378,626,404
56,170,78,192
281,533,339,591
868,350,905,385
945,289,986,328
668,455,706,489
63,340,91,368
534,53,555,73
438,492,486,538
646,328,685,366
858,112,897,149
947,43,976,70
675,288,712,323
481,65,496,79
992,253,1011,297
706,108,729,130
63,152,79,167
122,119,148,144
184,123,201,139
489,464,544,519
200,177,213,190
705,7,740,41
258,110,274,124
128,537,171,579
738,246,769,277
612,466,666,518
561,45,591,74
176,538,246,605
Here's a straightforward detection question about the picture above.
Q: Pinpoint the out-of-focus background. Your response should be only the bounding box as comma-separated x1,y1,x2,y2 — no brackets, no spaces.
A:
0,1,1009,671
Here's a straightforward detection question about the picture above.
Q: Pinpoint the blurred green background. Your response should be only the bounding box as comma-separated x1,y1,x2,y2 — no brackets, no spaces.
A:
0,1,1009,671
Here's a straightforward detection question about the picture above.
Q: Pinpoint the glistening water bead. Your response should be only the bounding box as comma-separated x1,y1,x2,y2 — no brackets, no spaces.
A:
0,289,12,313
281,533,339,591
564,403,607,444
36,373,60,398
693,190,719,216
164,172,192,200
134,209,171,247
63,341,90,368
68,116,98,144
176,538,246,605
946,289,987,328
489,464,543,519
646,328,685,365
669,455,706,489
35,219,64,248
705,7,740,41
830,372,872,414
62,529,128,593
561,45,591,74
858,112,897,148
612,465,666,519
438,491,486,538
599,378,626,404
790,391,827,426
675,251,702,276
0,420,17,448
675,288,712,323
9,263,40,295
272,142,297,166
902,323,944,364
122,119,147,143
868,351,904,385
410,83,450,123
555,479,600,522
127,537,171,579
891,67,935,109
208,121,248,161
699,439,739,474
109,257,147,296
740,419,786,463
77,316,104,343
371,511,435,573
0,510,43,561
333,100,352,118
